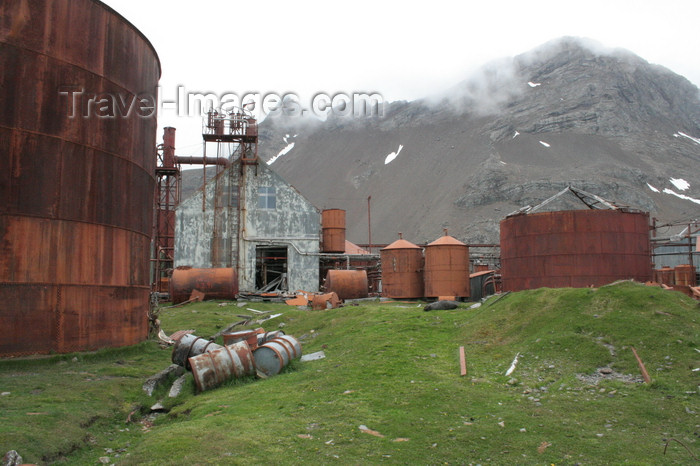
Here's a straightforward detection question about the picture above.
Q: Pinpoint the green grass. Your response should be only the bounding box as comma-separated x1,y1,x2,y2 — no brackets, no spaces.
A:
1,282,699,464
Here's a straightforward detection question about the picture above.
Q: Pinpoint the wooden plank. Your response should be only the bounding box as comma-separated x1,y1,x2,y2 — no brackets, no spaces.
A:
631,347,652,384
459,346,467,376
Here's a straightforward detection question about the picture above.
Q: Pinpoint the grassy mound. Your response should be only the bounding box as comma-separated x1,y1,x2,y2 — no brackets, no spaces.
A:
1,282,698,464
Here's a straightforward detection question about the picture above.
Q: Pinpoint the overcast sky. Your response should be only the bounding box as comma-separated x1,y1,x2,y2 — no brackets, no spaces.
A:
103,0,700,154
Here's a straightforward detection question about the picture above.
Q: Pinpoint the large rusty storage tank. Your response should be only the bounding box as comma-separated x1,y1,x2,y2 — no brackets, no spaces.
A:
500,210,652,291
0,0,160,356
424,230,470,299
321,209,346,253
324,269,368,300
380,234,424,298
170,267,239,304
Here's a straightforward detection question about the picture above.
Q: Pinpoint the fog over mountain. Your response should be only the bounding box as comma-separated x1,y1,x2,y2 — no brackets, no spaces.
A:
184,37,700,245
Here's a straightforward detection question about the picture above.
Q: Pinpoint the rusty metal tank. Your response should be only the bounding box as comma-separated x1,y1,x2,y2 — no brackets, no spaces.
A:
380,233,424,298
321,209,346,253
674,264,697,287
653,266,675,286
500,210,652,291
0,0,160,356
170,267,239,304
324,269,368,300
424,230,470,299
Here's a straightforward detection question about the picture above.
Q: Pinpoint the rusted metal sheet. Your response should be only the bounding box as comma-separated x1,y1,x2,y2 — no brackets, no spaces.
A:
325,269,368,300
169,267,238,304
321,209,346,253
500,210,652,292
0,0,160,356
380,234,424,298
424,231,470,299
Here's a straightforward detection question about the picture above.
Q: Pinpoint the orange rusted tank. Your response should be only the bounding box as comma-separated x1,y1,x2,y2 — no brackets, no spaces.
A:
324,269,368,300
380,234,424,298
170,267,238,304
500,210,652,291
321,209,346,253
653,266,675,286
424,230,470,299
674,264,697,287
0,0,160,356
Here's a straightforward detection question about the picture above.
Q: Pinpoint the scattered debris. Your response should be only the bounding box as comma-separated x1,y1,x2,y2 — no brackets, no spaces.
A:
342,390,355,395
2,450,22,466
189,289,206,302
459,346,467,376
297,434,313,439
359,425,385,438
498,421,505,427
150,401,166,412
424,300,459,311
142,364,185,396
285,295,309,306
469,302,482,309
664,438,699,460
537,441,551,454
300,351,326,362
312,292,341,310
393,438,410,442
210,320,249,341
631,347,652,384
505,352,521,376
168,374,188,398
487,291,511,307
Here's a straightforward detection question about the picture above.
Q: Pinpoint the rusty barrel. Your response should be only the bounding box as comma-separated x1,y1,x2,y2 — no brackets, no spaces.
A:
188,341,256,392
223,328,264,349
172,333,222,369
169,267,238,304
257,330,286,346
325,269,368,300
321,209,346,253
674,264,697,286
253,335,302,377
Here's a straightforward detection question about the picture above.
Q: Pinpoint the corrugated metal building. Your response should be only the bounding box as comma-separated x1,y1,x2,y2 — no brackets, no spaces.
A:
174,159,320,293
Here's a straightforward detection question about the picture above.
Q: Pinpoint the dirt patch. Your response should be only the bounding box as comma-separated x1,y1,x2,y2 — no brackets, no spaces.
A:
576,367,643,385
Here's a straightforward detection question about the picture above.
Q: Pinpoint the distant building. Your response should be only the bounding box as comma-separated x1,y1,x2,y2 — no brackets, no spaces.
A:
174,117,320,293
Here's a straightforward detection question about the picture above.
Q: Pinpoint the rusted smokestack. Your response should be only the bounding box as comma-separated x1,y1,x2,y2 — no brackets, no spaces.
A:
163,127,176,168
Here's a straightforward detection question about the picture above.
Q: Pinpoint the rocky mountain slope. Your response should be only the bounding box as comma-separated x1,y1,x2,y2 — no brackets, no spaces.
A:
186,38,700,245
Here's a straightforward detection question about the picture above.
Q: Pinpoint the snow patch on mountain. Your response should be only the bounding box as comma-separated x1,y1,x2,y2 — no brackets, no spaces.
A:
384,145,404,165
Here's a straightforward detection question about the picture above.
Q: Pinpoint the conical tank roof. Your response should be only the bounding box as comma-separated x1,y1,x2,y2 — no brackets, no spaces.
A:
382,233,421,250
427,229,466,247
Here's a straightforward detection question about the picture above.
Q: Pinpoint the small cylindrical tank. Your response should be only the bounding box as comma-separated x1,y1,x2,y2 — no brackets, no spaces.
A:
500,210,652,291
321,209,346,253
674,264,697,286
324,269,368,300
170,267,238,304
380,233,424,298
424,230,470,299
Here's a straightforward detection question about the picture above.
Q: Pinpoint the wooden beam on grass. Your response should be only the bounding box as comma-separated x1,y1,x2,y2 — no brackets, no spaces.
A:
631,346,652,384
459,346,467,376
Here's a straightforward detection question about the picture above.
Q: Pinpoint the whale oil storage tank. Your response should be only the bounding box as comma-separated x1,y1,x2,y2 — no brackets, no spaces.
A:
380,234,424,298
321,209,346,253
0,0,160,356
424,230,470,299
324,269,369,300
500,210,652,291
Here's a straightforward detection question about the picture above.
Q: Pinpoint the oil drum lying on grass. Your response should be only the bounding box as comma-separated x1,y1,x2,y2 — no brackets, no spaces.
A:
188,341,256,392
223,328,264,349
253,335,302,377
172,334,221,369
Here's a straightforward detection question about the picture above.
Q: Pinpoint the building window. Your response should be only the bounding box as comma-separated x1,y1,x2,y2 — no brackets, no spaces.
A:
258,186,276,209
